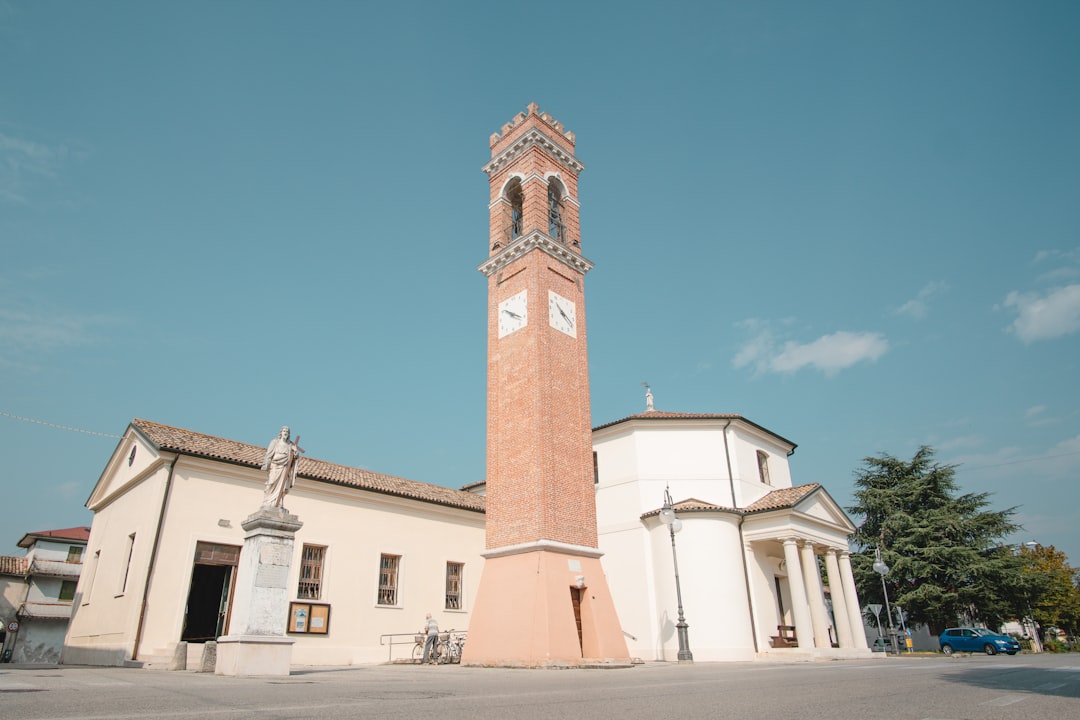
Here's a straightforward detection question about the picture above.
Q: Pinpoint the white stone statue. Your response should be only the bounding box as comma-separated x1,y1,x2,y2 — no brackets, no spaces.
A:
261,426,303,509
644,383,654,412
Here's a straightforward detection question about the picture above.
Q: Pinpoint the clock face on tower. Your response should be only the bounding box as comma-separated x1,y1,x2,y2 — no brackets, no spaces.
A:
548,290,576,337
498,290,528,338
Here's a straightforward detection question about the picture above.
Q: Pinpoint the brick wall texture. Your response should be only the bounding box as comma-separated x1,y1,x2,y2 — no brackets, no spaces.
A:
484,106,598,550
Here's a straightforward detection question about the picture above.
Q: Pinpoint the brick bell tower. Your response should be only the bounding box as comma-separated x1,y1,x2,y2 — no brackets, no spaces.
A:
461,104,630,667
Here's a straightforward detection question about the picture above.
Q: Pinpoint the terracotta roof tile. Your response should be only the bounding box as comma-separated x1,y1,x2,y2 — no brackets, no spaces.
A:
639,485,822,520
743,483,821,513
640,497,738,519
131,419,485,514
17,526,91,548
0,556,28,576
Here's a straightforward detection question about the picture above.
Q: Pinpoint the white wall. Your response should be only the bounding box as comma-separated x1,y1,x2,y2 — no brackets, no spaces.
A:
26,539,78,563
65,456,170,666
647,515,756,661
594,418,796,662
66,440,486,667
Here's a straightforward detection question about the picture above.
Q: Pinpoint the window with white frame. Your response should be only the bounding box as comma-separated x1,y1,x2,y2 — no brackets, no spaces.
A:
297,544,326,600
378,554,400,606
445,562,463,610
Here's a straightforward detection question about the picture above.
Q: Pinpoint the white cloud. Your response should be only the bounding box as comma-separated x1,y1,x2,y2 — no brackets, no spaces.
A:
0,306,122,370
54,481,84,500
1033,248,1080,265
1032,248,1080,284
734,328,888,377
0,133,69,205
1001,284,1080,343
893,281,948,320
771,331,889,376
933,434,984,452
0,308,95,351
732,327,776,372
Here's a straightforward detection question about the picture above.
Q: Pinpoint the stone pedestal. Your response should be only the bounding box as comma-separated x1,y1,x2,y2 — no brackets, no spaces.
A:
216,507,302,677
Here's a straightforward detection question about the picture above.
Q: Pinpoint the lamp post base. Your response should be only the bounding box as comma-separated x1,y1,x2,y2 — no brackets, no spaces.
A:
676,621,693,662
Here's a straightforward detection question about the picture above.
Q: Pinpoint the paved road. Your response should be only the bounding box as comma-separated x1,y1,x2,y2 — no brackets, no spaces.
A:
2,654,1078,720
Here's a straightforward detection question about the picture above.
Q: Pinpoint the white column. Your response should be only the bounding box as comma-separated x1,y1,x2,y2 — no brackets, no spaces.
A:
743,542,765,653
823,549,854,648
799,541,832,649
838,551,869,649
781,538,814,649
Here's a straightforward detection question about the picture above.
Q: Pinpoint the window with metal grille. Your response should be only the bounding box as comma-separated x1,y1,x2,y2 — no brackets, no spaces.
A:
297,545,326,600
67,546,84,563
445,562,463,610
378,554,400,606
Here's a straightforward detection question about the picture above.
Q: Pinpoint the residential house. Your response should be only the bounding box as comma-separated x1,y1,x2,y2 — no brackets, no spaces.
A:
0,526,90,663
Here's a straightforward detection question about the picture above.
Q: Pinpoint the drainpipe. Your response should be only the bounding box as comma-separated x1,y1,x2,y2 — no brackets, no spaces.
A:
132,456,177,661
721,420,759,653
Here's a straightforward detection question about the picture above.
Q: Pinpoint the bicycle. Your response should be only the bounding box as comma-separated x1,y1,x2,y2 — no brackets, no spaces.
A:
412,629,465,664
438,630,466,664
412,633,441,664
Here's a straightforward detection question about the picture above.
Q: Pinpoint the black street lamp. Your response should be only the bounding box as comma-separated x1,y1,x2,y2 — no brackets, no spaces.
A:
659,486,693,663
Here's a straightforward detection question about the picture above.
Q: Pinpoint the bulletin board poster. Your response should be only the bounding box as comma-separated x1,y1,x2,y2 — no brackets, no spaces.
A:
288,603,331,634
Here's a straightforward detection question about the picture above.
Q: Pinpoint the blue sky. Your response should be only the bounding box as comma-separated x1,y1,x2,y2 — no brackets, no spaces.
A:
2,2,1078,565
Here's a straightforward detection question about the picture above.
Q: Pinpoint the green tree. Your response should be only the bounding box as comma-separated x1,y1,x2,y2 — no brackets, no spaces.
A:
1019,543,1080,637
846,446,1021,635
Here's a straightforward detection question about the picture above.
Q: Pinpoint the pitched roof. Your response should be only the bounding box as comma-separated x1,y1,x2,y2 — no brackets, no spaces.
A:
595,411,740,431
130,419,485,514
743,483,821,513
0,556,28,576
640,497,738,520
593,410,796,449
17,526,91,548
639,484,823,520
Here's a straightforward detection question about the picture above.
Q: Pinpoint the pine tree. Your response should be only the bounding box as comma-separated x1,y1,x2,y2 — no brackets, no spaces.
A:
846,446,1021,635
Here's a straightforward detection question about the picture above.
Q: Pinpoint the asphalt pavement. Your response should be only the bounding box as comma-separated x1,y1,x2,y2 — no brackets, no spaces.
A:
1,653,1078,720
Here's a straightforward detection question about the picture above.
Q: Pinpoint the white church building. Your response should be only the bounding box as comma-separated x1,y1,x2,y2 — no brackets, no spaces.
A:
64,104,869,667
593,409,868,661
63,408,868,667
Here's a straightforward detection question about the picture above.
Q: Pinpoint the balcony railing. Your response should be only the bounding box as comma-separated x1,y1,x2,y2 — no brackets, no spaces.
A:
18,601,74,620
28,559,82,579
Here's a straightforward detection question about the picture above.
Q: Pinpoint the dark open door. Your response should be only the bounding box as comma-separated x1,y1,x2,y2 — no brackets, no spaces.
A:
181,542,240,642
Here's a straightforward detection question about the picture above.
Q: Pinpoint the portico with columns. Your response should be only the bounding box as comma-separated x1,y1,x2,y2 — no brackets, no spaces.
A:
741,487,870,657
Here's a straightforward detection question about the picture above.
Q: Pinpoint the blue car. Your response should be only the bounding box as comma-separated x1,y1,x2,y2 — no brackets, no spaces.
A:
939,627,1021,656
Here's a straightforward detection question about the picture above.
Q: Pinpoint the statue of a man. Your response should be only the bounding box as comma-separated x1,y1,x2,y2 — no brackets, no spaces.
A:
261,426,302,509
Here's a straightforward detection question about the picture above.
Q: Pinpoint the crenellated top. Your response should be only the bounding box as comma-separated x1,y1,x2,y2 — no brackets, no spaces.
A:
489,102,577,157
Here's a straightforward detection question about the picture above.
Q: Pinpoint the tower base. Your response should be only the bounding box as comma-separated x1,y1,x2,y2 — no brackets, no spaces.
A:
461,542,631,667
